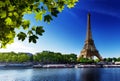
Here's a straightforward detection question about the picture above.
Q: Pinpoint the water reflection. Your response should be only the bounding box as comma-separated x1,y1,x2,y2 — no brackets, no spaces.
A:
0,68,120,81
31,68,78,81
81,68,101,81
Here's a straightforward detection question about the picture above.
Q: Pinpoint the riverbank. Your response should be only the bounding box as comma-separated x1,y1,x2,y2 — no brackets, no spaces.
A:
33,64,120,68
75,64,120,68
33,64,74,68
0,63,32,69
0,63,120,68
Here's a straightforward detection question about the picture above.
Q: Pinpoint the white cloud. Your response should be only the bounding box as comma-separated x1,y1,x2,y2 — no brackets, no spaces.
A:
0,41,38,54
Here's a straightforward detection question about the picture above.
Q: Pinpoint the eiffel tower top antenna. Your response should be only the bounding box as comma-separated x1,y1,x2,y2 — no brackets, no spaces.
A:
86,13,92,40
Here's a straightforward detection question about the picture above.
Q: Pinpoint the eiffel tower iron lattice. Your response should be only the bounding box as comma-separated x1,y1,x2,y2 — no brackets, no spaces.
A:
78,13,103,61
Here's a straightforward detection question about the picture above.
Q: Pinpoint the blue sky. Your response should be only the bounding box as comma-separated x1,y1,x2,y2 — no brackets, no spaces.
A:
0,0,120,58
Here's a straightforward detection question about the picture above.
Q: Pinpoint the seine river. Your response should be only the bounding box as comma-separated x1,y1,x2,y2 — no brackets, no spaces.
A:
0,68,120,81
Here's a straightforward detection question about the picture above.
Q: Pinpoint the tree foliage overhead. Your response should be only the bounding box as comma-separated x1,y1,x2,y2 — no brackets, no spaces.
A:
0,0,78,48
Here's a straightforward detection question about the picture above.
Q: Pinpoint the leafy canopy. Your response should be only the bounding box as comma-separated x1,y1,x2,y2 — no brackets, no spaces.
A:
0,0,78,48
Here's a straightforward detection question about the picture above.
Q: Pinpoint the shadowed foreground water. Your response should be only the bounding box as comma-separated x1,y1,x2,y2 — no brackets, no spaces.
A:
0,68,120,81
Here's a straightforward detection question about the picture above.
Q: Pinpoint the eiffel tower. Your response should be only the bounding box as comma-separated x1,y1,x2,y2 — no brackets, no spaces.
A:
78,13,103,61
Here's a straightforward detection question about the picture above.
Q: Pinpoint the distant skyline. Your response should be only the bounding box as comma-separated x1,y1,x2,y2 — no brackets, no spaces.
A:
0,0,120,58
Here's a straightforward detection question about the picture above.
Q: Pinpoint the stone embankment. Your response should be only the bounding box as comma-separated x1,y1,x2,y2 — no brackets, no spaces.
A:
33,64,74,68
1,63,120,68
0,63,33,68
75,64,120,68
33,64,120,68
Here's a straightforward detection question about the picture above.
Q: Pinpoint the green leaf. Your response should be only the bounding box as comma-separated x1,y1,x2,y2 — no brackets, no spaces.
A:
8,5,15,11
51,8,59,17
8,40,14,44
5,0,10,5
30,5,33,10
35,11,43,21
13,12,19,18
58,6,64,12
36,26,45,35
22,20,30,30
44,15,53,23
67,0,78,8
5,17,13,25
57,0,65,12
0,11,6,18
0,1,5,8
17,32,27,41
8,13,13,17
32,26,36,31
6,31,15,38
29,35,38,43
1,43,7,48
67,3,74,8
27,30,33,35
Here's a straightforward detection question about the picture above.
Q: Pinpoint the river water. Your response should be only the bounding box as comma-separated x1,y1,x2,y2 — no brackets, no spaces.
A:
0,68,120,81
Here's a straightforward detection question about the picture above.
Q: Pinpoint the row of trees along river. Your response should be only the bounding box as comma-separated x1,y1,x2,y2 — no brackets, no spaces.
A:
0,51,120,64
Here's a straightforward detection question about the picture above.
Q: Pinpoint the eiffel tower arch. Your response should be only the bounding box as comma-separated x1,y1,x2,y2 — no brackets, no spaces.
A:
78,13,103,61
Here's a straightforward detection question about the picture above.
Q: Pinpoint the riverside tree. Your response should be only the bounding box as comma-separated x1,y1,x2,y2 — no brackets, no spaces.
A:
0,52,31,63
0,0,78,48
33,51,77,64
